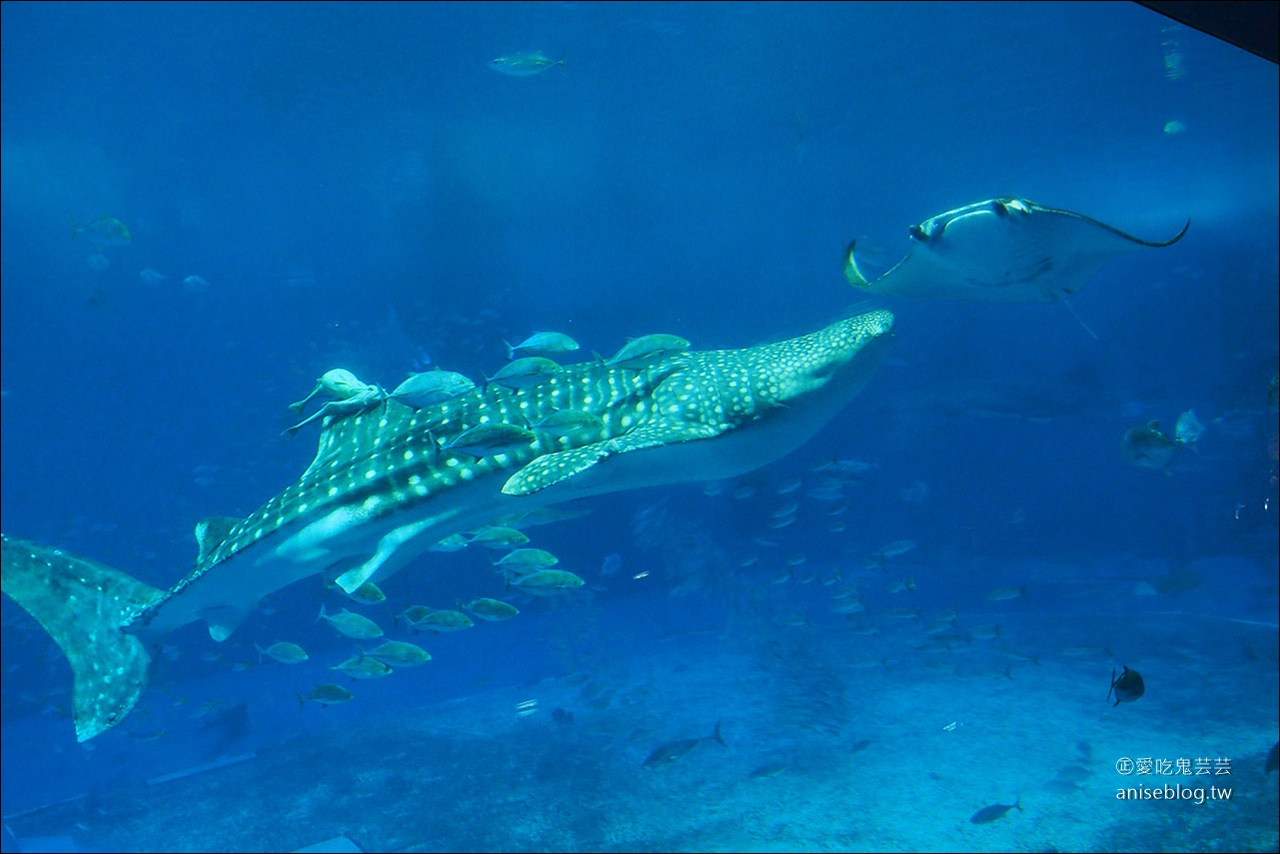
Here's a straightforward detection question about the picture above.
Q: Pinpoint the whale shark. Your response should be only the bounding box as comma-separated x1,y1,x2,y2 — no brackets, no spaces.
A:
843,197,1189,303
1,309,894,742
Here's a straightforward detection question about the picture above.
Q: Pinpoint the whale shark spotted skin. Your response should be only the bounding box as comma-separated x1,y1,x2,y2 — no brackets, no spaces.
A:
1,309,894,741
843,197,1189,303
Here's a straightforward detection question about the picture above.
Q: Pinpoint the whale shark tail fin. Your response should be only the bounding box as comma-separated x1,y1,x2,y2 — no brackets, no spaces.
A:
1,535,166,741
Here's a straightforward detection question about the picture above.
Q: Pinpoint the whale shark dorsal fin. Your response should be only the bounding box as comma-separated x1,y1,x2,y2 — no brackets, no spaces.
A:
303,399,414,479
502,422,720,496
195,516,244,564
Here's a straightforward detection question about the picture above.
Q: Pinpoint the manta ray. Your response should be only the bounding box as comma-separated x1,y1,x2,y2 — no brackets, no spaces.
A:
1,309,894,742
843,197,1189,303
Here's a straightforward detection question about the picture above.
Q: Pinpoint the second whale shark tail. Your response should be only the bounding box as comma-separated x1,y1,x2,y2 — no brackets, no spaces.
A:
1,534,167,741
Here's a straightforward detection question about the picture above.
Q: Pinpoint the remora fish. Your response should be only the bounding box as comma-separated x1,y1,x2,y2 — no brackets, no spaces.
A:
0,309,893,741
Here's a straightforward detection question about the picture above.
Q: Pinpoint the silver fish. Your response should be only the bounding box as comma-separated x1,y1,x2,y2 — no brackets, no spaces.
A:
505,332,580,360
488,50,564,77
388,370,476,409
486,357,563,389
606,334,690,370
444,423,537,458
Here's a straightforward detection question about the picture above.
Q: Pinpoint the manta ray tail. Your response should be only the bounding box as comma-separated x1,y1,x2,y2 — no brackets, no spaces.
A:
1,535,166,741
1061,297,1102,342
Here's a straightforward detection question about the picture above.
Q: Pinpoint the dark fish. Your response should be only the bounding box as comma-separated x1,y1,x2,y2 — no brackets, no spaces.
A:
642,722,726,769
198,700,250,758
1107,665,1144,706
970,797,1022,824
748,761,788,779
1266,742,1278,774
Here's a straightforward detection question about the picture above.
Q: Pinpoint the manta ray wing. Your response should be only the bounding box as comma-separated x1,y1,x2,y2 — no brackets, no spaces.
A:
844,198,1189,303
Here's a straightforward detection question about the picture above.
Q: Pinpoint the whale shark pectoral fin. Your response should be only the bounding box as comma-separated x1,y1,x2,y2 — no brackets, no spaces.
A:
501,445,612,496
334,519,434,594
502,422,721,496
203,606,253,643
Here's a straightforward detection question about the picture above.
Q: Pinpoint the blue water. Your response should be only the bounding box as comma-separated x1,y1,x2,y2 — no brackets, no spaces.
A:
2,3,1277,852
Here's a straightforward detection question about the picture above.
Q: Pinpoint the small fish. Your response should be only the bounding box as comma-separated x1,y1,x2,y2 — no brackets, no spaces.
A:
71,216,131,247
775,478,804,494
532,408,604,439
443,423,536,458
495,548,561,574
772,502,800,519
508,568,586,595
486,357,563,389
255,641,309,664
643,722,726,769
298,683,354,708
830,599,865,615
331,653,393,680
317,604,384,639
364,641,432,667
997,646,1040,665
1052,765,1094,786
466,526,530,550
1107,665,1145,706
811,457,879,477
1121,420,1178,473
881,608,920,620
505,331,580,359
606,334,691,370
1174,408,1204,446
600,553,623,576
388,370,476,408
970,797,1022,824
877,539,918,558
488,50,565,77
748,761,789,779
985,586,1026,601
428,533,470,552
1058,645,1104,657
344,581,386,604
404,607,474,632
888,575,916,593
461,597,520,622
396,605,435,627
124,729,168,742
